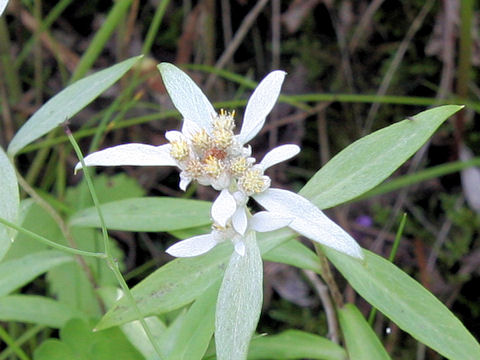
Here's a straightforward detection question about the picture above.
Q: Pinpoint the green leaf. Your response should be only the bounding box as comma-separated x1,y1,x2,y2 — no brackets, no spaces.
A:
90,330,147,360
215,231,263,360
301,105,463,209
325,248,480,360
96,228,293,330
66,319,144,360
66,173,145,211
338,304,391,360
7,56,142,156
247,330,346,360
119,317,167,360
0,295,85,327
48,261,103,318
96,242,232,330
69,197,212,231
47,227,122,318
99,286,168,359
34,318,144,360
0,250,73,296
0,147,19,260
166,280,219,360
61,319,96,358
34,340,79,360
3,202,59,261
263,239,321,274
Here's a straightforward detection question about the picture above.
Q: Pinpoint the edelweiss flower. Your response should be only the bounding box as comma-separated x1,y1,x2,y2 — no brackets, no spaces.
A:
76,63,363,259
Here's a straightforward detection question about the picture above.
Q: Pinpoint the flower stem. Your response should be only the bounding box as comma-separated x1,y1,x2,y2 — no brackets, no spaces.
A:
314,244,344,308
66,127,164,359
303,269,340,344
0,217,105,259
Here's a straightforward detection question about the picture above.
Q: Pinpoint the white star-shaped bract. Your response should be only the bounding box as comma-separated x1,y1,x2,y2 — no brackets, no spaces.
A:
76,63,363,259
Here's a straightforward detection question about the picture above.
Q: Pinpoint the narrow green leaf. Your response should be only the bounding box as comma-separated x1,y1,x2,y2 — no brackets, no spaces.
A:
0,250,73,296
325,248,480,360
0,147,19,260
119,317,167,360
216,231,263,360
247,330,346,360
0,295,85,327
301,105,463,209
69,197,211,231
7,56,142,156
167,280,219,360
338,304,391,360
263,239,321,274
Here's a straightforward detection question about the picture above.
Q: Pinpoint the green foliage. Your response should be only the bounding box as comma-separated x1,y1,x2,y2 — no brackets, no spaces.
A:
338,304,391,360
0,296,85,328
301,105,463,209
0,251,73,296
66,173,145,210
34,319,144,360
440,193,479,267
325,248,480,360
1,36,478,360
70,197,212,232
96,243,232,330
247,330,346,360
262,239,322,274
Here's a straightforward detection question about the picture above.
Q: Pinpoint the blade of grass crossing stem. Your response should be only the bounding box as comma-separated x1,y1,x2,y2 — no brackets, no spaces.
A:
70,0,133,82
88,77,142,153
66,128,163,358
368,213,407,325
20,100,477,157
0,325,44,360
0,326,30,360
185,64,310,111
80,81,143,209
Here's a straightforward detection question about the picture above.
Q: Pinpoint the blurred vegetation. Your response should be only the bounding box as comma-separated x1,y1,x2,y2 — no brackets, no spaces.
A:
1,0,479,358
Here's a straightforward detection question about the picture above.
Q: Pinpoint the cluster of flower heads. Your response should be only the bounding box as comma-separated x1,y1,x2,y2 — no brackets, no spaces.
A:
76,63,363,259
167,109,269,196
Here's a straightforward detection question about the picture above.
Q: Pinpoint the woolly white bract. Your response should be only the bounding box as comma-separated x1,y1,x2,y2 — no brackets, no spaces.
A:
0,0,8,16
76,63,363,259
